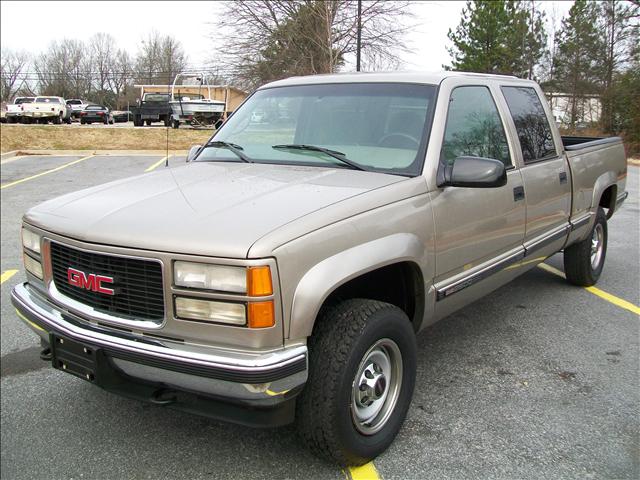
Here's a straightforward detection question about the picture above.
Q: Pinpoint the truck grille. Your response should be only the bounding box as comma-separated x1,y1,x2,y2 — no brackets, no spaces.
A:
50,242,165,322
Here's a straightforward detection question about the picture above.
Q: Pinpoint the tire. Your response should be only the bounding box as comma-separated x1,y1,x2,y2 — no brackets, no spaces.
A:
172,120,180,129
103,117,109,125
564,207,607,286
145,119,152,126
164,116,171,127
80,119,86,125
296,299,416,466
133,115,142,127
53,112,62,125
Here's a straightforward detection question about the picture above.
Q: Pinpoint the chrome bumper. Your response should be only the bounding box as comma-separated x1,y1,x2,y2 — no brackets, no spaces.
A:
11,283,307,412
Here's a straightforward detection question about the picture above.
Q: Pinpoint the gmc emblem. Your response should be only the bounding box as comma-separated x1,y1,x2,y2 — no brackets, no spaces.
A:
67,267,115,295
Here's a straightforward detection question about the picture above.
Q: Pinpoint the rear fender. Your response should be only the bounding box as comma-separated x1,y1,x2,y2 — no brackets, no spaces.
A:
591,171,617,216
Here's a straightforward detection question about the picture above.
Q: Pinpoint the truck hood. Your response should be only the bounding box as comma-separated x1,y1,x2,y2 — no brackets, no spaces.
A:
25,162,405,258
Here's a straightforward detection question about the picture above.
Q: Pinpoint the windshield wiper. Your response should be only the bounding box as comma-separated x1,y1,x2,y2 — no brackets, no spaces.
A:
203,141,253,163
272,144,366,171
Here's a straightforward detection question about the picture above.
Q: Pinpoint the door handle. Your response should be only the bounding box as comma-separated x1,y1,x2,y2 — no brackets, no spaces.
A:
513,186,525,202
559,172,568,184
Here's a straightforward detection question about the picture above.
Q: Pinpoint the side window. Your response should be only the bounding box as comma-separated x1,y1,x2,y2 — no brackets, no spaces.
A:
441,86,511,166
501,86,557,163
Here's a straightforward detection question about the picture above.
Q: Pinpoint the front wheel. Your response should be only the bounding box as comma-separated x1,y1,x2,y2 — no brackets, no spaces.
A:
296,299,416,466
564,207,607,286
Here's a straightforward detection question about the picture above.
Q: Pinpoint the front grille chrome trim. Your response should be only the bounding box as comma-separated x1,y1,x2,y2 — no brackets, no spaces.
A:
44,238,167,330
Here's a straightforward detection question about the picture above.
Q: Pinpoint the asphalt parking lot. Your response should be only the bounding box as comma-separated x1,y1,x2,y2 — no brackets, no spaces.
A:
0,154,638,480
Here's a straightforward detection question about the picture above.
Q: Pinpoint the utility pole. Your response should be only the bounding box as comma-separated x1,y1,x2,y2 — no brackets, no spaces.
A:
356,0,362,72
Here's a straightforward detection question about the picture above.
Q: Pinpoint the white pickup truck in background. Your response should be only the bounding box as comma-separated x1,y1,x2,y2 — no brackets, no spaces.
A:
66,99,89,119
21,96,71,124
5,97,34,123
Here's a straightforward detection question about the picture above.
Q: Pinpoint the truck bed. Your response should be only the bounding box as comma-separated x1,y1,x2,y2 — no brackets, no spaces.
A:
562,135,622,151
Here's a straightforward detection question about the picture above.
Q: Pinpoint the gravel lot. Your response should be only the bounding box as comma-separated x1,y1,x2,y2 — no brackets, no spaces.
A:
1,154,638,479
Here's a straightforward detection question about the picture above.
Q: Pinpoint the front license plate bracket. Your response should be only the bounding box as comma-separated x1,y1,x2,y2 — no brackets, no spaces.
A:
50,334,98,383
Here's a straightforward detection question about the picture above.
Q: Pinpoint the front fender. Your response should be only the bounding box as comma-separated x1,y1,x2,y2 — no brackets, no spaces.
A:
289,233,424,339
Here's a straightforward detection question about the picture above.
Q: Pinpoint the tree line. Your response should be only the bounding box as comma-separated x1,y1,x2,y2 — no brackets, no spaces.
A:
1,1,638,153
447,0,639,152
1,31,190,109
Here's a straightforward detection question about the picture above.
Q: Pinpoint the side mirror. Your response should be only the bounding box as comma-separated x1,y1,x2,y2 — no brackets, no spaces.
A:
214,118,224,130
437,156,507,188
186,145,202,163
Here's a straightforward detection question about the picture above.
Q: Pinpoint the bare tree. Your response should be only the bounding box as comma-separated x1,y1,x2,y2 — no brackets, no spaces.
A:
89,33,116,96
0,49,30,102
108,48,134,109
135,31,188,85
34,39,92,99
212,0,411,89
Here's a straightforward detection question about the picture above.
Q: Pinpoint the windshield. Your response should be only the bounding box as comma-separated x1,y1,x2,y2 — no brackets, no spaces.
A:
144,94,170,102
199,83,436,176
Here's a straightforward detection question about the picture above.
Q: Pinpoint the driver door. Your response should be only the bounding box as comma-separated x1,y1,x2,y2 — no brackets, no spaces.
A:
431,84,526,319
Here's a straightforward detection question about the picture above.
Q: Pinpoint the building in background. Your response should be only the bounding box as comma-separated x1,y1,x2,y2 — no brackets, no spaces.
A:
545,92,601,129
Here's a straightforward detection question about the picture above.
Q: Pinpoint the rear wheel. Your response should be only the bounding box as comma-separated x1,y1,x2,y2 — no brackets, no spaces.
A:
145,119,152,126
564,207,607,286
133,115,142,127
172,119,180,129
296,299,416,466
53,112,62,125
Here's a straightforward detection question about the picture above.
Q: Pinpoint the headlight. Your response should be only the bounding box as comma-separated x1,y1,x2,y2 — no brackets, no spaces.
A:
175,297,246,325
22,228,41,254
174,261,247,293
24,253,43,279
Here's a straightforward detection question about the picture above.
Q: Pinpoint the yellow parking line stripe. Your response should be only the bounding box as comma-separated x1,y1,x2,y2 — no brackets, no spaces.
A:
538,263,640,316
0,155,95,189
145,156,169,172
346,462,381,480
585,286,640,315
1,269,19,284
15,309,45,332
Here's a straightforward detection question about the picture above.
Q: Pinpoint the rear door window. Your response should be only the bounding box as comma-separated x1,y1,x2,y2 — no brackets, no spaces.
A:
441,86,511,166
501,86,557,163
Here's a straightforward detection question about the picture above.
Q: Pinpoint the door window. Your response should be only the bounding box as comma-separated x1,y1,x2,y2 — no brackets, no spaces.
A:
501,86,557,163
441,86,511,166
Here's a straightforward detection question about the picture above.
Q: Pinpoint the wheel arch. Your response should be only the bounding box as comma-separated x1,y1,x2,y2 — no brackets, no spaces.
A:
289,233,425,340
591,171,618,219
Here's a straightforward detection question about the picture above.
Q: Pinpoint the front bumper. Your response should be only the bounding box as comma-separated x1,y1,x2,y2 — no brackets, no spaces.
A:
11,282,308,427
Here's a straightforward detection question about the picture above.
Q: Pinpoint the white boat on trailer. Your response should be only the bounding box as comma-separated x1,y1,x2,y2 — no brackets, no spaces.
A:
169,72,226,129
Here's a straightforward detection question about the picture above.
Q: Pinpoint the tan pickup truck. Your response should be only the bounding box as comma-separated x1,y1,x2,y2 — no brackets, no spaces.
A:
12,72,627,466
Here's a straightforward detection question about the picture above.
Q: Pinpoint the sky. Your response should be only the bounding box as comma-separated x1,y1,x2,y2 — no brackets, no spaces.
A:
1,0,573,73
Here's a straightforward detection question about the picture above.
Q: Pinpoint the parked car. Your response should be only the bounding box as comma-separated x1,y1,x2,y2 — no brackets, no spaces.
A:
11,72,628,466
80,104,114,124
5,97,35,123
21,96,67,124
111,110,132,123
66,99,89,119
130,93,172,126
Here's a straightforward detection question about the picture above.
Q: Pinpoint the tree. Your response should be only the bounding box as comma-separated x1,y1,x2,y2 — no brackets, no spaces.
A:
108,49,134,109
89,33,117,104
213,0,411,89
0,49,30,102
446,0,547,79
34,39,92,99
596,0,640,132
552,0,603,128
135,31,187,85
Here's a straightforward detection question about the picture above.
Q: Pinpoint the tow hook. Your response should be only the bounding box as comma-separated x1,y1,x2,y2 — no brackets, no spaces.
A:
40,347,52,361
150,389,178,405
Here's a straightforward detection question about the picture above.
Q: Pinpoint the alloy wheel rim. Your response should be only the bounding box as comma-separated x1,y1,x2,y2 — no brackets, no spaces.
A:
351,338,403,435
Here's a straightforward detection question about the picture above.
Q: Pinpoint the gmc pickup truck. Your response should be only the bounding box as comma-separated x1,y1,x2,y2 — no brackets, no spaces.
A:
12,72,627,466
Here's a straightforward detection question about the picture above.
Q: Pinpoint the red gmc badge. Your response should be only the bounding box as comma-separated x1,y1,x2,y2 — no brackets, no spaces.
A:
67,267,115,295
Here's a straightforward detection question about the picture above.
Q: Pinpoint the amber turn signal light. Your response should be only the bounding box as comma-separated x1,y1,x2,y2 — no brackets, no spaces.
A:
248,301,275,328
247,266,273,296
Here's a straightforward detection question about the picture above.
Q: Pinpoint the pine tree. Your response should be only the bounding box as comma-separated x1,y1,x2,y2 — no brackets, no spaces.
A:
596,0,640,132
446,0,547,79
552,0,603,128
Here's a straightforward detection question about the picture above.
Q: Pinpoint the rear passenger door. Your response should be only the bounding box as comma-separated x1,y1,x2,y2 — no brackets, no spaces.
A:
500,86,571,258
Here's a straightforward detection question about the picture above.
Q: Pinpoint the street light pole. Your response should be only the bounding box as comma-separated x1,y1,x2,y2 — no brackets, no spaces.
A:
356,0,362,72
